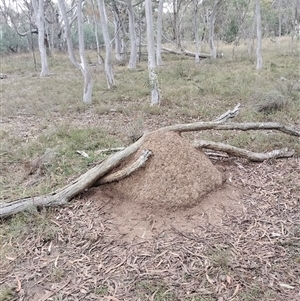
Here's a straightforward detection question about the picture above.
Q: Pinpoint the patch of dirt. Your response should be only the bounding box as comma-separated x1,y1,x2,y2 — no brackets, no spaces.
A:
98,130,223,210
83,130,239,242
86,183,242,242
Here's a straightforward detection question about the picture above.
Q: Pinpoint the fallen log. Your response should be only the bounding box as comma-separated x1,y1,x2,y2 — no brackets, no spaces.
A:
0,104,299,218
162,47,211,59
193,140,295,162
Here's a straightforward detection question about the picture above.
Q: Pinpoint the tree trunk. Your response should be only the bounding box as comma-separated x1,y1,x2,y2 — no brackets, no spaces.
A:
256,0,263,70
77,0,93,104
145,0,160,105
91,0,103,66
113,10,122,62
32,0,49,76
209,0,222,59
277,0,282,49
156,0,164,66
97,0,115,89
127,0,137,69
193,0,200,63
58,0,93,104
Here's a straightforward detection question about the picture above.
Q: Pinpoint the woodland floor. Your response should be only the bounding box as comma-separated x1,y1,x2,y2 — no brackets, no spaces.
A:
1,110,300,301
1,47,300,300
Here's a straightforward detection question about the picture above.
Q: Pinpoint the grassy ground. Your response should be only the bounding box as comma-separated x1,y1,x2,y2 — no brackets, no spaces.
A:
0,37,299,300
1,37,299,201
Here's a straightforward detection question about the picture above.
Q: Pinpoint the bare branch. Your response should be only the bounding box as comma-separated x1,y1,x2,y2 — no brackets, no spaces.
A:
193,140,295,162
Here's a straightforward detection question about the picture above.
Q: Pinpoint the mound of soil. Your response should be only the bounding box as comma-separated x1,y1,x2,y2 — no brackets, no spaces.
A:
99,130,223,209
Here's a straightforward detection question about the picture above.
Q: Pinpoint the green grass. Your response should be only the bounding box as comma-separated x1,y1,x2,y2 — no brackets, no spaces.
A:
0,125,120,201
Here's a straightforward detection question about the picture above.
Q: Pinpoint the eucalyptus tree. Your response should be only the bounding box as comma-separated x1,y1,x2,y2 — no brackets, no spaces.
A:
127,0,137,68
111,0,126,62
156,0,164,66
97,0,115,88
256,0,263,70
145,0,160,105
58,0,93,103
193,0,202,62
209,0,222,59
31,0,49,76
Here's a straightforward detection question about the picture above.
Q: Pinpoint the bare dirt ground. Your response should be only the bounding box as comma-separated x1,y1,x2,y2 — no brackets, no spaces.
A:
1,108,300,301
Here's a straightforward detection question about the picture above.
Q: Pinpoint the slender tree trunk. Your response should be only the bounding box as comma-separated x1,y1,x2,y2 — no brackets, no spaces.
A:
58,0,93,104
57,0,79,68
145,0,160,105
127,0,137,69
256,0,263,70
209,0,222,59
113,10,122,62
156,0,164,66
91,0,103,66
77,0,93,103
97,0,115,89
277,0,282,49
193,0,200,63
32,0,49,76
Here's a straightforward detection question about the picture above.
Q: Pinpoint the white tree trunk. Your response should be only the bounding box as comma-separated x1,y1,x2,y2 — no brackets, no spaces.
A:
32,0,49,76
256,0,263,70
58,0,93,104
209,0,222,59
91,0,103,66
77,0,93,104
113,10,122,62
127,0,137,69
145,0,160,105
277,0,282,49
97,0,115,88
193,0,200,63
156,0,164,66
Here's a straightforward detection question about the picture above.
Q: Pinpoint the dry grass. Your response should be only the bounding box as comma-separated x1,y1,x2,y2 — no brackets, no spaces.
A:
0,37,299,300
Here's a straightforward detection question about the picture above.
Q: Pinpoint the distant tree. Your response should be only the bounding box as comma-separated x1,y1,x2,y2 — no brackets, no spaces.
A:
127,0,137,69
111,0,125,62
97,0,115,88
156,0,164,66
209,0,222,59
193,0,201,62
256,0,263,70
145,0,160,105
58,0,93,103
32,0,49,76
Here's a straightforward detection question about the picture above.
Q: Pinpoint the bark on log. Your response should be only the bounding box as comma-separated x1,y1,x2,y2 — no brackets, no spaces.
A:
162,121,300,136
96,149,152,184
162,47,211,59
193,140,295,162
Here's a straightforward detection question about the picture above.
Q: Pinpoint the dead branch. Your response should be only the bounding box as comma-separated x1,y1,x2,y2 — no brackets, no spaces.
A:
215,103,240,122
162,47,211,59
193,140,295,162
96,150,152,185
162,121,300,137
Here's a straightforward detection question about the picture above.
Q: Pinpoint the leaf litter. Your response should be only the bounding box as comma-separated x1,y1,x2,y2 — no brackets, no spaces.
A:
0,156,299,300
